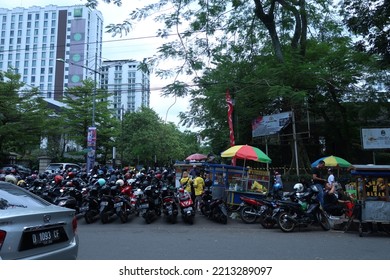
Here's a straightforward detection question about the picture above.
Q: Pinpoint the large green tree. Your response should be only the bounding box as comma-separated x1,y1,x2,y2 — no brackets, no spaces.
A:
120,107,201,167
61,79,120,164
0,70,51,162
86,0,389,167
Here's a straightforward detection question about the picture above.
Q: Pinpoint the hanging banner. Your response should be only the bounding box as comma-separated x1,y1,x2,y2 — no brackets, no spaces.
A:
226,89,236,166
86,126,97,172
252,111,292,138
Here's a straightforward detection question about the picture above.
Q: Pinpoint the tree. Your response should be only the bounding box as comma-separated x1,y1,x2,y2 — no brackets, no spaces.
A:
87,0,389,167
0,70,51,161
341,0,390,67
61,79,120,164
120,107,200,167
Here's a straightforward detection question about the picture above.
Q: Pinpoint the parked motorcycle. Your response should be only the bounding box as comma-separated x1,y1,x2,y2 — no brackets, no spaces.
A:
239,195,280,229
276,183,331,232
114,185,137,223
140,185,161,224
161,186,179,224
177,188,195,224
200,190,228,224
99,185,118,224
84,186,100,224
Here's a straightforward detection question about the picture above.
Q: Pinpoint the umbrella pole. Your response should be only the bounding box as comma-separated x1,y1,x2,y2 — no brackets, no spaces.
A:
241,158,247,190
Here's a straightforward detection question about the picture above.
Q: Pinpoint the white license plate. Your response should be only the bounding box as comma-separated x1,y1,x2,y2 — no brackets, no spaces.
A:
100,201,109,206
139,203,149,209
183,206,193,212
114,202,123,208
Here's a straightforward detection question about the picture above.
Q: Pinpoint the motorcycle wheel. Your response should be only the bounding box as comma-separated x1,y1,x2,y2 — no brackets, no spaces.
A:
187,215,194,225
101,212,110,224
278,211,296,232
317,210,331,231
119,211,128,223
240,206,258,224
219,214,228,224
84,211,95,224
260,216,276,229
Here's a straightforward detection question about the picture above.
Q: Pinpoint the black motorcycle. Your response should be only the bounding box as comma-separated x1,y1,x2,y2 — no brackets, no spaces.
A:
200,190,228,224
161,186,179,224
99,185,118,224
276,184,331,232
84,186,101,224
140,185,162,224
113,185,137,223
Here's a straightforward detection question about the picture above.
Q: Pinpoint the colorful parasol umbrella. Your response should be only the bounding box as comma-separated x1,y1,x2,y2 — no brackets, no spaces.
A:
311,155,352,168
221,145,272,163
185,153,208,161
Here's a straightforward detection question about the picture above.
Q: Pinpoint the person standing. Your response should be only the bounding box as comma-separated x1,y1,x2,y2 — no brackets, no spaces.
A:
311,160,327,206
327,168,335,187
193,171,205,212
180,171,193,195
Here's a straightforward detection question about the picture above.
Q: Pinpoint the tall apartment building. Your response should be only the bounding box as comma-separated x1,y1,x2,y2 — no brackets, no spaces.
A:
0,5,103,101
101,59,150,119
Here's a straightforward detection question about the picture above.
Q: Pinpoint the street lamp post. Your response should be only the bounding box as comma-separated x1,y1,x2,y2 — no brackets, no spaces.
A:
57,56,99,173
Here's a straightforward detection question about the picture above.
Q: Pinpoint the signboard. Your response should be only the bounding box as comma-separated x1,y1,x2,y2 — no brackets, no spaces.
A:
361,128,390,150
252,111,292,138
86,126,97,172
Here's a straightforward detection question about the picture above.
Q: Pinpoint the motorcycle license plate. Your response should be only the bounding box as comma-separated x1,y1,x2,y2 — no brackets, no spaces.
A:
100,201,109,206
139,203,149,209
183,206,193,212
114,202,123,208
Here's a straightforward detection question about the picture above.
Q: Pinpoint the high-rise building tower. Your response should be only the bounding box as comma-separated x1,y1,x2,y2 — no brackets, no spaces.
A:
101,59,150,119
0,5,103,101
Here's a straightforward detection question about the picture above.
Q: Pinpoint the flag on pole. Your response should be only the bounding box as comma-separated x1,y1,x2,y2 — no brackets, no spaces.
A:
226,89,236,166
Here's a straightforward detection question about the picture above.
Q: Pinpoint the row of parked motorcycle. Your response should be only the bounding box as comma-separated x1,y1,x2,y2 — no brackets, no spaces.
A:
237,183,332,232
21,169,332,232
22,172,229,226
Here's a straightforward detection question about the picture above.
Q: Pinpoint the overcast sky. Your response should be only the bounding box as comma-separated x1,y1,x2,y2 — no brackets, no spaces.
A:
5,0,191,130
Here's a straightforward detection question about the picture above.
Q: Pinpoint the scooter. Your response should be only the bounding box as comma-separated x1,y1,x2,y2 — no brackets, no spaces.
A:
161,186,179,224
177,188,195,224
200,189,228,224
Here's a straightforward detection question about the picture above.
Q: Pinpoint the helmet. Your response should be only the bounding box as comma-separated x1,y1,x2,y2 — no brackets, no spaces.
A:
97,178,106,187
178,188,184,193
273,183,282,191
293,183,304,192
67,172,75,179
5,174,17,184
155,173,162,180
116,179,124,187
54,175,64,185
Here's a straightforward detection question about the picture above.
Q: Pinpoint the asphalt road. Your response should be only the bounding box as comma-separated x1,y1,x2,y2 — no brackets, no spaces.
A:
76,213,390,260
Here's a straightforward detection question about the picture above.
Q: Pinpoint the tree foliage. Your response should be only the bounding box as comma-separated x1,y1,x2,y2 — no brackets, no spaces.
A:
61,79,120,163
120,106,201,167
0,70,51,161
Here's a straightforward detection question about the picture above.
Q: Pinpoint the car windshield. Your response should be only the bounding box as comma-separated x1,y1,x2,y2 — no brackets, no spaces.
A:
46,164,63,171
0,184,50,210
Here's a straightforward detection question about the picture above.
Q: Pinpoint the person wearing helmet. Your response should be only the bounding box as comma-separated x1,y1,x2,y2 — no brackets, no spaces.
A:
311,160,327,206
116,179,125,190
96,178,106,188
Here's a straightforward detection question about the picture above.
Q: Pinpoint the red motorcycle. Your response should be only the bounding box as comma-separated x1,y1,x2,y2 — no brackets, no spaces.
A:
239,195,278,229
177,188,195,224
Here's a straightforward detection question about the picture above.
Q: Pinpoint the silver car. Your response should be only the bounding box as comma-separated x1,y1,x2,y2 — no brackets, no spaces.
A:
0,181,79,260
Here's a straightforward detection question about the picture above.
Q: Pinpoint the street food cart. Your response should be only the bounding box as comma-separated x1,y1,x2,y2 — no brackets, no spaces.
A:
347,164,390,236
173,162,269,204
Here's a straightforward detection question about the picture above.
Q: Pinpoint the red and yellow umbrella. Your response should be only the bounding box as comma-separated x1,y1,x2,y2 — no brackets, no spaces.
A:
221,145,271,163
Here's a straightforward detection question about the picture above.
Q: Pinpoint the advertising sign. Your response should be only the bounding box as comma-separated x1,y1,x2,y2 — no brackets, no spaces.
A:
252,111,292,138
361,128,390,150
86,126,97,172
